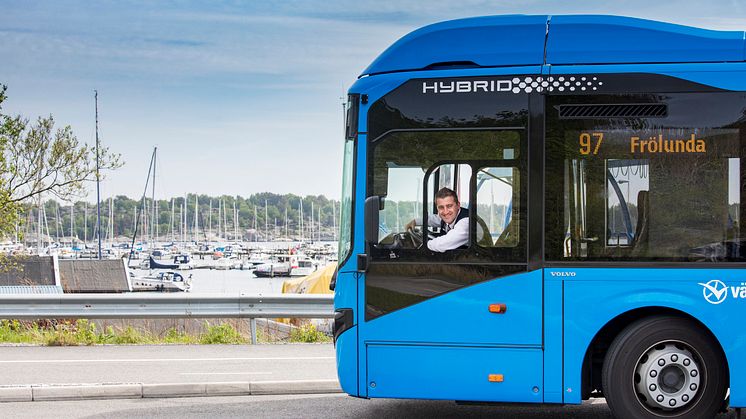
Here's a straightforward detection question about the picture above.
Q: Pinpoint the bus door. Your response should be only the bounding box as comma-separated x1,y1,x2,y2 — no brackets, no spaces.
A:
359,75,544,402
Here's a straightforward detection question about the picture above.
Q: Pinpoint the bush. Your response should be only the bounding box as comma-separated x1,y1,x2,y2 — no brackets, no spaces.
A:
199,322,246,344
163,327,197,344
109,326,153,344
0,319,330,345
0,320,33,343
289,323,331,343
45,321,77,346
74,319,98,345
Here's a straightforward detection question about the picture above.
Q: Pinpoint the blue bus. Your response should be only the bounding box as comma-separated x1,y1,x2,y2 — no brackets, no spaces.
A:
332,15,746,418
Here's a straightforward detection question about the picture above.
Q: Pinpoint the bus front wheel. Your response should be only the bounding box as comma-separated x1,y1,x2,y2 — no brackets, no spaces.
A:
601,316,727,419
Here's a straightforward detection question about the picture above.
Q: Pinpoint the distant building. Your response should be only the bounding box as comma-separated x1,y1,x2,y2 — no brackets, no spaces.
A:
0,256,130,294
59,259,131,293
0,255,61,294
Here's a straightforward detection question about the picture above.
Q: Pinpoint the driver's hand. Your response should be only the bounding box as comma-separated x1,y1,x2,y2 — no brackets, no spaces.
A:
404,219,417,231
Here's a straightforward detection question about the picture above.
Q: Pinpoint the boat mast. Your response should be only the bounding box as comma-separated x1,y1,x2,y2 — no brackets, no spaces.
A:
194,195,199,242
151,147,157,244
95,90,102,260
170,198,175,243
55,201,60,244
298,199,303,242
109,196,113,250
24,209,31,248
37,197,42,253
43,202,50,248
223,199,227,240
142,199,147,245
127,148,156,264
182,199,186,244
183,192,188,243
178,201,183,244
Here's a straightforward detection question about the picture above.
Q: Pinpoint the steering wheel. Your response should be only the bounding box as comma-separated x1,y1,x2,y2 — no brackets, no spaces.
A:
376,225,432,250
405,225,423,248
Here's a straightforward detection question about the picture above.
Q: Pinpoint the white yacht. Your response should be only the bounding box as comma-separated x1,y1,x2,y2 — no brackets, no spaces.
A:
129,271,191,292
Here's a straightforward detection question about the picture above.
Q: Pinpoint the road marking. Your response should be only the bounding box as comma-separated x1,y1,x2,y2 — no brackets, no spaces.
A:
0,357,334,364
180,372,273,375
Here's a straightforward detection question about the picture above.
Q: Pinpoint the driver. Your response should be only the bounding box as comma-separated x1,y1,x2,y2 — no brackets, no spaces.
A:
407,187,468,252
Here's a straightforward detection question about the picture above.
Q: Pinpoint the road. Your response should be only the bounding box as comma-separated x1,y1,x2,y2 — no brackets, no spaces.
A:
0,393,740,418
0,344,336,385
0,344,739,418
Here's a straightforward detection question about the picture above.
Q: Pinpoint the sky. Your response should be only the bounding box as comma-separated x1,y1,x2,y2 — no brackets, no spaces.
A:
1,1,745,203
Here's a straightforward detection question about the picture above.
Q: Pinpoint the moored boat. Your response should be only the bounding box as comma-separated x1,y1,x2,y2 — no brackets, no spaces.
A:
129,271,191,292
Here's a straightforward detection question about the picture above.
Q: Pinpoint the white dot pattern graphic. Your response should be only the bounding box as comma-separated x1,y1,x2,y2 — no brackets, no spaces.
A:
510,76,604,93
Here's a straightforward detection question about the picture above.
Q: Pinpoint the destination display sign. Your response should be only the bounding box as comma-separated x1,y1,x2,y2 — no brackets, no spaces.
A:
567,129,740,159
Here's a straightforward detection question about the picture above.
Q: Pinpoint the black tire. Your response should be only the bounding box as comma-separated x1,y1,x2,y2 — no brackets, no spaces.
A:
602,316,728,419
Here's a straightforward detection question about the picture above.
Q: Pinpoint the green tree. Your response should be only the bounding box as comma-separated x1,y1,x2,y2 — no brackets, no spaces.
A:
0,84,122,240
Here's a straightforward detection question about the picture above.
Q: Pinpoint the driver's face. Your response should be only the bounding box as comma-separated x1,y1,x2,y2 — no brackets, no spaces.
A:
436,196,460,225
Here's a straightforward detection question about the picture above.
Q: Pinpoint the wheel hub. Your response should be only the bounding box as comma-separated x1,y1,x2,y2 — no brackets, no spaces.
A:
635,342,701,411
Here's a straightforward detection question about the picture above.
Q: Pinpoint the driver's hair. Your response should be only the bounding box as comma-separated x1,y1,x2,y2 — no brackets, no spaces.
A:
435,187,459,204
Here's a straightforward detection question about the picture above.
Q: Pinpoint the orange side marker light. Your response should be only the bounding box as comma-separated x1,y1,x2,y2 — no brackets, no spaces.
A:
488,303,507,314
488,374,504,382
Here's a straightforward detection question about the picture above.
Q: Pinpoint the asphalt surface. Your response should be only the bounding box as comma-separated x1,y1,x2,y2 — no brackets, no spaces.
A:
0,393,740,419
0,344,336,385
0,343,739,419
0,394,613,418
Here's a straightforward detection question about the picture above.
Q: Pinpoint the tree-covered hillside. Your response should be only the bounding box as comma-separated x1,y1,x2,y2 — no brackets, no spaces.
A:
19,193,340,243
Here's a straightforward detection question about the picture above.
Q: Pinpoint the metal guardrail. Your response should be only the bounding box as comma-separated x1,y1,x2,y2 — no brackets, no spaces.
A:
0,293,335,344
0,293,335,319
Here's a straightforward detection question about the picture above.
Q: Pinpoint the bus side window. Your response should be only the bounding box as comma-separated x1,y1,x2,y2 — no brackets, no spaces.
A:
426,163,471,238
545,92,745,262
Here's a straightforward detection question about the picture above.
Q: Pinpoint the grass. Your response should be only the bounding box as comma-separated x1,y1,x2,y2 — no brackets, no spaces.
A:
289,323,332,343
0,319,331,345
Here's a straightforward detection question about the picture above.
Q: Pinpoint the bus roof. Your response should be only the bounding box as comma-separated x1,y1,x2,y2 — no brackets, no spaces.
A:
361,15,746,77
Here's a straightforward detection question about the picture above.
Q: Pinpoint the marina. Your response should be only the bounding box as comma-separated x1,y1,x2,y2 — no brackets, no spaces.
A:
129,241,338,293
0,239,338,295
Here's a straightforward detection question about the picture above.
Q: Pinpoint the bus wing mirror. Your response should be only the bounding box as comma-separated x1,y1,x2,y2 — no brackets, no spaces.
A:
364,196,381,246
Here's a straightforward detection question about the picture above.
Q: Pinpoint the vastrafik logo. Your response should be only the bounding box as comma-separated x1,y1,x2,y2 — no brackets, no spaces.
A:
699,279,729,305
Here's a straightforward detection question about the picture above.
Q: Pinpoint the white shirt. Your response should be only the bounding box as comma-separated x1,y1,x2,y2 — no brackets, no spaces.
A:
426,213,469,252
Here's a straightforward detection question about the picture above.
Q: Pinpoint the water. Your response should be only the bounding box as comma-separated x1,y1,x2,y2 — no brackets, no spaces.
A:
129,268,306,294
128,240,337,295
189,269,289,294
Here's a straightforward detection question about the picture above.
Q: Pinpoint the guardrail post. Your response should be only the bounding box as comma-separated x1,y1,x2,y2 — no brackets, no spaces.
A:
250,317,257,345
